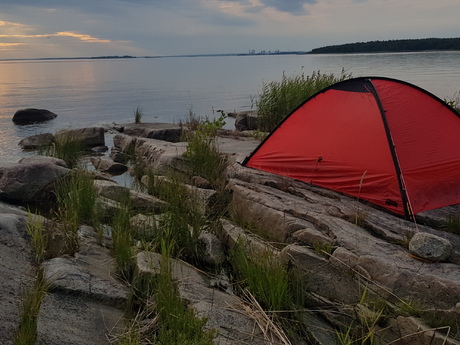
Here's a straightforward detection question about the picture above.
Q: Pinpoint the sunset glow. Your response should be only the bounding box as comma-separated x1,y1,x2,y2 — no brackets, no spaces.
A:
0,0,458,59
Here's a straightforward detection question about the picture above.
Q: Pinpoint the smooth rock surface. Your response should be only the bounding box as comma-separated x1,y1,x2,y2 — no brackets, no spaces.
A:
0,213,34,345
37,293,124,345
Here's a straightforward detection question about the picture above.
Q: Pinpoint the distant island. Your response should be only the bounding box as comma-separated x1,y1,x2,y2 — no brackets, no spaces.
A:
310,37,460,54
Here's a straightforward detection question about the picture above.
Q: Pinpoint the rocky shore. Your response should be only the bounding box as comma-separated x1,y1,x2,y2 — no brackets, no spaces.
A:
1,116,460,344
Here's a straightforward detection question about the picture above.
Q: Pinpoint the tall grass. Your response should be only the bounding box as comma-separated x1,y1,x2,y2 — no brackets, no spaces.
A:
257,69,353,131
134,106,143,124
184,111,228,187
49,133,84,169
229,242,305,314
111,191,136,282
152,248,215,345
13,268,49,345
151,174,205,261
26,212,47,264
54,170,98,253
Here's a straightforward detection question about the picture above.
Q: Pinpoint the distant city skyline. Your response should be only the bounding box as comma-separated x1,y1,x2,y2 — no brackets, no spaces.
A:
1,0,459,60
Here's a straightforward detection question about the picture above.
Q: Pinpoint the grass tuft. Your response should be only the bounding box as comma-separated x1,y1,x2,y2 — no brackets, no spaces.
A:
13,268,49,345
47,132,84,169
134,106,143,124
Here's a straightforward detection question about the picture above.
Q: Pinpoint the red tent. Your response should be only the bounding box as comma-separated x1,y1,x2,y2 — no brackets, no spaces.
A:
243,77,460,218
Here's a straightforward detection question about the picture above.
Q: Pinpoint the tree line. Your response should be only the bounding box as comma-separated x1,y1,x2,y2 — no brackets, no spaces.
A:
310,37,460,54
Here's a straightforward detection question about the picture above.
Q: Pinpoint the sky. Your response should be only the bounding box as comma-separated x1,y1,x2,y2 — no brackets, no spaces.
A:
0,0,459,59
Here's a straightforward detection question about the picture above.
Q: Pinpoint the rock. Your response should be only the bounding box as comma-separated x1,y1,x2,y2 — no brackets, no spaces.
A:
198,232,225,265
130,213,158,239
280,244,363,305
42,238,128,308
292,228,334,246
0,213,34,345
123,123,184,142
37,294,124,345
12,108,57,125
0,161,70,204
113,134,135,152
191,175,213,189
38,229,126,344
18,155,68,168
55,127,105,148
90,157,128,175
110,147,130,164
235,113,258,131
184,184,217,215
133,138,189,174
91,145,109,153
94,180,167,213
18,133,54,150
385,316,460,345
409,232,453,262
228,178,316,242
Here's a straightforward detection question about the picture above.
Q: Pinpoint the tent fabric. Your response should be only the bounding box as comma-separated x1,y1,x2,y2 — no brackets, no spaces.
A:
243,77,460,218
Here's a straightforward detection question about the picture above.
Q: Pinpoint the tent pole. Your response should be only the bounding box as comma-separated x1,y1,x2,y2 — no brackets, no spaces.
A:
366,79,415,220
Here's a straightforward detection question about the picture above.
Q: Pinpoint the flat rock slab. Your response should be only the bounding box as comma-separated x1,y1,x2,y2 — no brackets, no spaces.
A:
37,293,124,345
42,235,128,308
0,213,34,345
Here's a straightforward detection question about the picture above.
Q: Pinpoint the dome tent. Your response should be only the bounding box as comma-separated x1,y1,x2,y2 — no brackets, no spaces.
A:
243,77,460,219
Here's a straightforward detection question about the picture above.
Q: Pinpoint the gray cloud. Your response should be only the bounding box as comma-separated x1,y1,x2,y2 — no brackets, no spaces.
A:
260,0,317,15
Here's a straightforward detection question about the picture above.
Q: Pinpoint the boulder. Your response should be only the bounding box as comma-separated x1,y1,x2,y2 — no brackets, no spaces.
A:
409,232,453,262
12,108,57,125
55,127,105,148
18,133,54,150
0,161,70,204
90,157,128,175
235,113,258,131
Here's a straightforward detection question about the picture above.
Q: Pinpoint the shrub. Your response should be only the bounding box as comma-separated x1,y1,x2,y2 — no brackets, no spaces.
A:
257,69,352,131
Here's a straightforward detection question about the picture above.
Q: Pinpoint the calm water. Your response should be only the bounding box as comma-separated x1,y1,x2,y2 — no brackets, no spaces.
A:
1,51,459,162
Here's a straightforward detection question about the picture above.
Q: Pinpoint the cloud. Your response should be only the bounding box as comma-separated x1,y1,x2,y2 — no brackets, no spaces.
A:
54,32,111,43
0,31,113,43
259,0,316,14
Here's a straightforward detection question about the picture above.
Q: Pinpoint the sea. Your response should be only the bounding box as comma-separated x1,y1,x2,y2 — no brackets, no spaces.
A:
1,51,459,163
